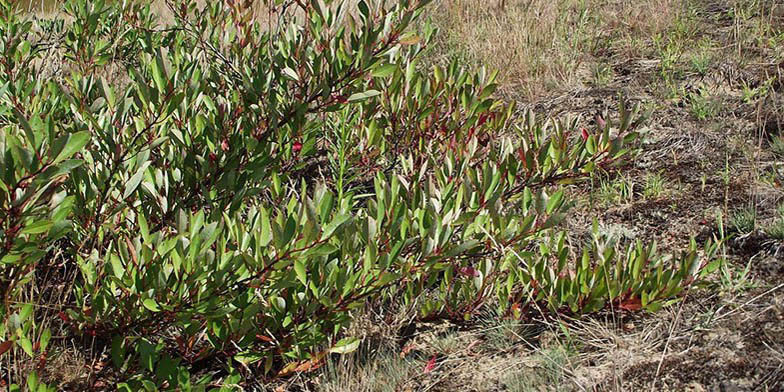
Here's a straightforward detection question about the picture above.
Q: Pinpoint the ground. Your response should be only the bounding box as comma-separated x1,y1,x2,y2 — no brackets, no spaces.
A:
280,1,784,390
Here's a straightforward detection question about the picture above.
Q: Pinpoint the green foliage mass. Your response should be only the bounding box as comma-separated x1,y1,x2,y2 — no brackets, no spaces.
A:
0,0,722,388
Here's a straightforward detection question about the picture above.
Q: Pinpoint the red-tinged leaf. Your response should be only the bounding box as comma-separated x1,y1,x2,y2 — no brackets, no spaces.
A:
276,351,327,377
256,335,274,343
581,128,589,141
0,341,12,357
424,356,437,373
458,266,480,277
595,115,606,129
221,138,230,152
618,296,642,311
292,141,302,154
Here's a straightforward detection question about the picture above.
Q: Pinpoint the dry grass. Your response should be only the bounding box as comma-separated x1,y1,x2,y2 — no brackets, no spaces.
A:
422,0,691,100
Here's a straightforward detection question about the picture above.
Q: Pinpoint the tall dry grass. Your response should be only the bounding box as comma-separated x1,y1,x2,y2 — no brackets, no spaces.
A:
424,0,686,99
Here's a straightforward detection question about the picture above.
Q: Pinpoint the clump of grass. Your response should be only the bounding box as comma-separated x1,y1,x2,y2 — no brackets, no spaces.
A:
643,171,666,199
592,62,615,86
689,38,715,76
718,258,757,294
763,203,784,240
319,348,421,392
764,219,784,240
481,319,535,353
689,87,719,121
769,135,784,158
654,33,685,82
595,175,636,206
689,52,712,76
501,346,572,392
729,206,757,234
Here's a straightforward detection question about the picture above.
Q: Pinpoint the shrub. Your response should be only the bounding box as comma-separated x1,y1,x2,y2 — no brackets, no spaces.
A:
0,0,723,388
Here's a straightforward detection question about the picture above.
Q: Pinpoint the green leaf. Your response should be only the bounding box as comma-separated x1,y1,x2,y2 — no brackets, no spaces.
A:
39,329,51,352
357,0,369,18
235,351,266,365
442,239,480,259
101,77,116,107
21,220,53,235
53,132,90,163
294,259,307,285
142,298,161,312
372,64,397,78
348,90,381,102
322,214,350,239
123,162,150,199
18,338,33,357
282,67,299,81
329,337,360,354
151,52,168,92
260,207,273,247
26,371,38,391
19,304,33,321
306,243,338,257
137,338,157,372
111,336,126,368
283,215,297,245
138,212,150,243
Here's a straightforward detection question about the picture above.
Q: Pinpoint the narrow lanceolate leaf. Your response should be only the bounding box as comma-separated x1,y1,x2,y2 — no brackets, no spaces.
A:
282,67,300,81
138,212,150,243
18,338,33,357
260,207,273,246
54,131,90,163
348,90,381,102
151,52,168,92
372,64,397,78
322,214,351,239
123,162,150,199
101,77,116,107
39,329,51,351
20,220,52,235
142,298,160,312
328,337,360,354
294,259,307,285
